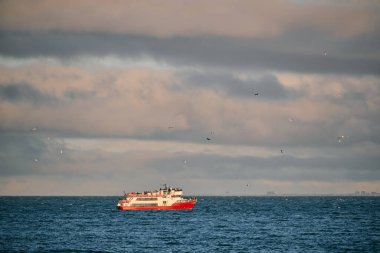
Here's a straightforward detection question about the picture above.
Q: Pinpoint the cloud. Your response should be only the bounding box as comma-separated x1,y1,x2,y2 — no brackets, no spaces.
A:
0,82,58,106
0,132,48,176
151,152,380,182
1,133,379,195
0,0,378,38
180,71,301,100
0,64,379,148
1,31,379,75
0,0,379,195
64,89,96,100
62,137,380,185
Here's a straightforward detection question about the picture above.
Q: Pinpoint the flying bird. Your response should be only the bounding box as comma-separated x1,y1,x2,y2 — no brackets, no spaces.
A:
281,149,284,154
206,137,211,141
254,92,259,96
337,135,349,143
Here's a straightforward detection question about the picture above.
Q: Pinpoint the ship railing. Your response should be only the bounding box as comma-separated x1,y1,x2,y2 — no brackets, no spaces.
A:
123,192,194,199
126,193,164,197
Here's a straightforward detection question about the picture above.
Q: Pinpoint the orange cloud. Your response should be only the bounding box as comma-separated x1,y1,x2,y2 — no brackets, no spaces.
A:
1,62,378,147
0,0,378,38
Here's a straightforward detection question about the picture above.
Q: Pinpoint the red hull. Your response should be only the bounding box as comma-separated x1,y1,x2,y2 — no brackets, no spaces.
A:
117,200,196,211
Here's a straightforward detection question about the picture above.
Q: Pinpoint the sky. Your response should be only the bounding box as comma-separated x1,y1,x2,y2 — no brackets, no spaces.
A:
0,0,379,196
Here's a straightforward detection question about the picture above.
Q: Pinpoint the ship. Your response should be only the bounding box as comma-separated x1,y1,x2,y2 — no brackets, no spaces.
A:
117,184,197,210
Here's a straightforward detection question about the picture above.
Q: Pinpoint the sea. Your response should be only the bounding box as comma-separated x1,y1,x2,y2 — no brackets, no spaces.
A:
0,196,379,252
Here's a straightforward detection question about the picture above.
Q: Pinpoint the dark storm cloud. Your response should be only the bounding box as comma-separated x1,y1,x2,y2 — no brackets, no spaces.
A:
0,83,58,106
180,72,301,100
1,31,379,75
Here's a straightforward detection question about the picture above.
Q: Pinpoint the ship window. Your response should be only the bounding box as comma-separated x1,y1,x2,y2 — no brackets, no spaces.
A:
131,203,158,206
136,197,158,201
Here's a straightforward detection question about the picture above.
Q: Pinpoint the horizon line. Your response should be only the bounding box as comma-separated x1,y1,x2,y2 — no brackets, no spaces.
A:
1,193,379,197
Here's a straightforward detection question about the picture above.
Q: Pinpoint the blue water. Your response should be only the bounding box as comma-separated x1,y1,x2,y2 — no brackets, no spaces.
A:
1,196,379,252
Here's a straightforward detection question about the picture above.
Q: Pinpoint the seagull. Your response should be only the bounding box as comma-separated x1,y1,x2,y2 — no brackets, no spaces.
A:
281,149,284,154
254,92,259,96
337,135,348,143
206,137,211,141
323,50,327,56
31,127,38,132
168,126,174,129
34,158,39,162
